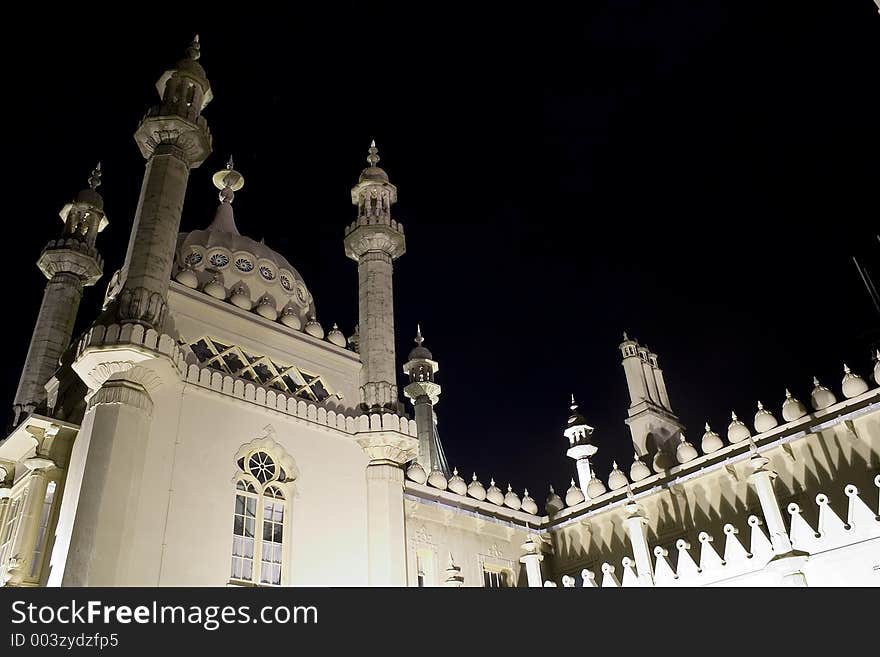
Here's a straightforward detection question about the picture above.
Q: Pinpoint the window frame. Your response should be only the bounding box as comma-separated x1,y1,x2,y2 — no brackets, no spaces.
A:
228,452,291,587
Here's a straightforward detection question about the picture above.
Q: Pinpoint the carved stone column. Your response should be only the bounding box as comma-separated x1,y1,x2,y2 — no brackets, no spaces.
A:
3,459,53,586
357,430,417,587
54,374,155,587
747,453,809,586
519,535,544,587
622,498,654,587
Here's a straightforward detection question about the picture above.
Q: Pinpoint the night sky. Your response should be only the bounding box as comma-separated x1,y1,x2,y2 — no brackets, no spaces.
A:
5,4,878,503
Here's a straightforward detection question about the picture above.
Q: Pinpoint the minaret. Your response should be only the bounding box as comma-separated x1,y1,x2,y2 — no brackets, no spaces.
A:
113,36,212,329
344,141,406,412
564,395,597,491
619,333,684,468
12,165,107,426
403,326,448,476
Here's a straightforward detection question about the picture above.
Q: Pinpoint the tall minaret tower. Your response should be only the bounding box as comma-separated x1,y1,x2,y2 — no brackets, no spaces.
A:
112,36,212,329
619,333,683,470
403,326,449,476
344,141,406,412
12,165,107,426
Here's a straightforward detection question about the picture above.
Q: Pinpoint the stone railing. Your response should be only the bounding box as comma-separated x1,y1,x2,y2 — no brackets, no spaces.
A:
76,322,418,440
549,477,880,588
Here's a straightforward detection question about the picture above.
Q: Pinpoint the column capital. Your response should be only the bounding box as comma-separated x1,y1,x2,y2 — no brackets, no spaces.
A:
22,457,56,473
88,379,153,417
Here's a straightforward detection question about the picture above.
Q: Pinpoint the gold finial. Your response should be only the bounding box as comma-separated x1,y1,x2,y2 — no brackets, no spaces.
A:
88,162,102,190
367,139,380,167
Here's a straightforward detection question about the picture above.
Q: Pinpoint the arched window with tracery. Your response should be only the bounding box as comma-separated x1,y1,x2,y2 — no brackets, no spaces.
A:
230,444,294,587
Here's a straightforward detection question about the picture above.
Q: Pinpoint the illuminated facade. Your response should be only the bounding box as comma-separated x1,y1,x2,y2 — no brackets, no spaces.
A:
0,39,878,588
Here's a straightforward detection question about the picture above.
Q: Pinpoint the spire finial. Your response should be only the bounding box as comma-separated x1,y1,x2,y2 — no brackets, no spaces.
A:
843,363,851,374
813,376,820,387
186,34,201,61
705,421,711,431
367,140,380,167
88,162,102,190
623,331,629,341
227,155,234,170
414,324,423,346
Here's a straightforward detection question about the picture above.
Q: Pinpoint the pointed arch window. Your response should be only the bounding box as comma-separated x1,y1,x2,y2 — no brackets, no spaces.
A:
230,449,290,586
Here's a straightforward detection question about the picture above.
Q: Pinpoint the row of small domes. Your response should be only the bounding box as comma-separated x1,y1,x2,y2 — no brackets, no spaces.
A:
552,363,880,513
405,464,541,515
175,268,349,347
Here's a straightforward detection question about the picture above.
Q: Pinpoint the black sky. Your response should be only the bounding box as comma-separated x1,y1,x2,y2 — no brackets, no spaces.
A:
4,3,879,502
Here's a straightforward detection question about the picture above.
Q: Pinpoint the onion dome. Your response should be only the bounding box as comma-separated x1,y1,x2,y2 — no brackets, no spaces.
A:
565,479,585,507
427,467,448,490
175,267,199,288
810,376,837,410
161,35,210,98
280,305,302,330
255,295,278,320
327,323,347,348
675,433,698,463
727,411,751,443
176,157,315,328
630,454,652,482
586,473,607,500
229,284,252,309
486,478,504,505
608,461,629,490
304,317,324,339
701,422,724,454
408,324,433,361
781,389,807,422
874,350,880,385
348,325,360,353
503,484,522,510
841,364,869,398
753,401,778,433
521,489,538,515
467,473,487,501
546,485,564,515
202,275,226,299
405,461,427,485
447,467,467,495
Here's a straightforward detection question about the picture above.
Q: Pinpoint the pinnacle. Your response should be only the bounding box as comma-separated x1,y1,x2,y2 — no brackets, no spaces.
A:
366,140,380,167
187,34,201,60
88,162,102,190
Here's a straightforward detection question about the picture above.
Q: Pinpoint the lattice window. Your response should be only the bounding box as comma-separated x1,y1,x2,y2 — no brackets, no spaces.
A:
188,336,334,403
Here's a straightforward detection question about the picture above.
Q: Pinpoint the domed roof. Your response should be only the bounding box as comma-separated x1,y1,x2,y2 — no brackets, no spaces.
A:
175,161,316,329
358,141,390,183
407,325,433,360
358,166,389,184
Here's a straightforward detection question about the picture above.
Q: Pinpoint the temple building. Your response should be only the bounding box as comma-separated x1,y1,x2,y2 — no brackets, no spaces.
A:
0,39,877,588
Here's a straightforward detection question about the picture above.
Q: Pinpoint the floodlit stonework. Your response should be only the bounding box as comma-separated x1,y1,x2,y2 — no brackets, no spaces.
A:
0,38,877,588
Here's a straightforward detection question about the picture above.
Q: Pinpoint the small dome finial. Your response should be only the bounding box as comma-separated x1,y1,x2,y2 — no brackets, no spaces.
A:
186,34,201,61
88,162,102,190
367,140,380,167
